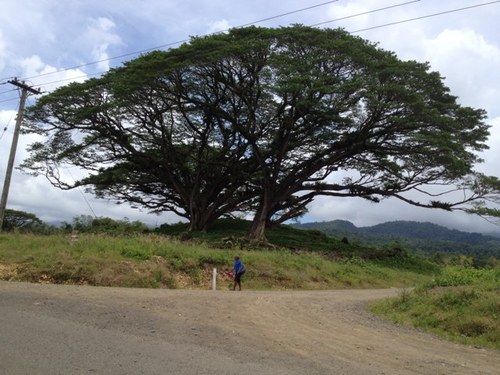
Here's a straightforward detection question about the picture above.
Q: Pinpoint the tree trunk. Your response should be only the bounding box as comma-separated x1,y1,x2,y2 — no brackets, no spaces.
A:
246,199,269,242
188,204,213,232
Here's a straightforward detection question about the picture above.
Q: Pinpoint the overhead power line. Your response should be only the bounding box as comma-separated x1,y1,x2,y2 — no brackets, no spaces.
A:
15,0,420,92
6,0,500,95
63,166,98,219
0,114,14,140
350,0,500,33
310,0,420,27
0,97,19,104
20,0,342,83
0,88,18,96
236,0,341,28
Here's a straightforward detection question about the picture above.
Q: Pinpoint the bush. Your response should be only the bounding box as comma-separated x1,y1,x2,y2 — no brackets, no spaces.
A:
427,266,485,287
371,265,500,350
72,215,149,235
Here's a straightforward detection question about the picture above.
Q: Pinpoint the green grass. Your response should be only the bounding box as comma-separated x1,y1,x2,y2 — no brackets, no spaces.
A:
370,266,500,350
0,220,437,290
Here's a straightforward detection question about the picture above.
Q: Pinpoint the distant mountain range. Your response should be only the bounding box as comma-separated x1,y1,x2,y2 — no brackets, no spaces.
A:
292,220,500,258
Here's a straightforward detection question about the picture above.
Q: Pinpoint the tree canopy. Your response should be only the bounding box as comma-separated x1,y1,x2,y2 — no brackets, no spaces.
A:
1,209,43,231
22,25,500,241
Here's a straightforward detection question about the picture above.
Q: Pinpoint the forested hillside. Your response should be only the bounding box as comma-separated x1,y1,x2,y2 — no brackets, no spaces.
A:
293,221,500,258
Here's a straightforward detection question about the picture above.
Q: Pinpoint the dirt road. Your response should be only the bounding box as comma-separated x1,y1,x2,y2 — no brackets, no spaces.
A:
0,281,498,374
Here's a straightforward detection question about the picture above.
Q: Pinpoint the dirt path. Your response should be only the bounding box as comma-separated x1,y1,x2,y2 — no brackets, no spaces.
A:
1,281,498,374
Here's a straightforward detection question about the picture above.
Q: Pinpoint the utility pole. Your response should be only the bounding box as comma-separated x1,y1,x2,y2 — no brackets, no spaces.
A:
0,79,41,232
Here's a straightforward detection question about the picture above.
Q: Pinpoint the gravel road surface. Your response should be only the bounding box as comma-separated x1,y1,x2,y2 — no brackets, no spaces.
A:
1,281,498,374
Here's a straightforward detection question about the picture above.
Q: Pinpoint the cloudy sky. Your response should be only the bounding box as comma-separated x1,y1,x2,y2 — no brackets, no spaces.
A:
0,0,499,233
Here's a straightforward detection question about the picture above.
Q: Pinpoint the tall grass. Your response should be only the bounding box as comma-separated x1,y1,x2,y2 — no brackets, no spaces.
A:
0,232,437,290
370,265,500,350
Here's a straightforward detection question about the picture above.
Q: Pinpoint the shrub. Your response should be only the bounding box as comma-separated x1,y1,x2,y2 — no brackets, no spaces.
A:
427,266,484,287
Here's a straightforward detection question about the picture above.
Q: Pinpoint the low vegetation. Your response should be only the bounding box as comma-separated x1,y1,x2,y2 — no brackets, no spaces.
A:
1,217,498,350
370,266,500,350
0,220,438,289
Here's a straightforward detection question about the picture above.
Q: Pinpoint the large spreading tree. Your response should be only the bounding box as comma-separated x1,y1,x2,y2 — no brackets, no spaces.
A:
23,25,499,241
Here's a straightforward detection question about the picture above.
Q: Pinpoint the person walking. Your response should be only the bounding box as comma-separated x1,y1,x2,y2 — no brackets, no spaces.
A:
232,255,246,291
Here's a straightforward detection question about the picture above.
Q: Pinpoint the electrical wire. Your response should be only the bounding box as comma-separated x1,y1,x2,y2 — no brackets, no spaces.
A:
20,0,342,83
0,97,19,104
0,84,21,104
4,1,500,95
310,0,420,27
350,0,500,33
15,0,420,92
0,88,18,96
64,167,98,219
0,115,13,140
2,0,497,224
236,0,341,28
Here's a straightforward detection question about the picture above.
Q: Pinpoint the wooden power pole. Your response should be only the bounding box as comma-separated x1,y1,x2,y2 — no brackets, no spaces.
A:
0,79,41,232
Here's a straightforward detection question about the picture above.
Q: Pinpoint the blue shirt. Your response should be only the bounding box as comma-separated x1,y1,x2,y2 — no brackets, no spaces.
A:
234,259,246,274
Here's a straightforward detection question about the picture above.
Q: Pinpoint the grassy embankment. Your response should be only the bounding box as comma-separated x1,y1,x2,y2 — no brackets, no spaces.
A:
0,219,437,289
370,265,499,350
1,219,498,349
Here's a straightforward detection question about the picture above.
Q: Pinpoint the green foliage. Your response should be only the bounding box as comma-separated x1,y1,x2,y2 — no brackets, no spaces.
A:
0,227,439,290
120,247,151,260
22,25,499,242
71,215,149,235
294,220,500,259
371,265,500,349
1,209,56,233
425,266,488,287
158,218,389,260
198,253,228,267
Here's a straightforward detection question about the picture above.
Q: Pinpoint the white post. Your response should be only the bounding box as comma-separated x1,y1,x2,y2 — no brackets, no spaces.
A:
212,268,217,291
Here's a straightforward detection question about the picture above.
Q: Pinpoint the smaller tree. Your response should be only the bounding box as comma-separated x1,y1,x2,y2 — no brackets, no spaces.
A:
1,209,44,231
71,215,149,234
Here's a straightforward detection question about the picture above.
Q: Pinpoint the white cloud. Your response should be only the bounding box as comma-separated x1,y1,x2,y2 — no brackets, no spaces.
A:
324,2,372,30
477,117,500,176
19,55,87,92
5,173,166,225
83,17,123,72
0,0,499,233
207,19,231,34
0,110,16,126
422,29,500,117
0,30,7,72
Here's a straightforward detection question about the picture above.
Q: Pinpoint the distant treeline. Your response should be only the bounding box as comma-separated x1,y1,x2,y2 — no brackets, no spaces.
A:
292,220,500,259
1,210,150,235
